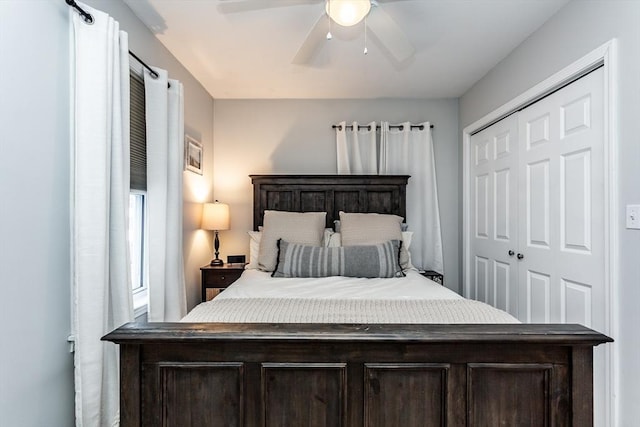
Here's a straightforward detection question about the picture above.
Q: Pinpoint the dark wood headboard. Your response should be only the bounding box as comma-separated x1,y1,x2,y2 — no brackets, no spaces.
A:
250,175,410,230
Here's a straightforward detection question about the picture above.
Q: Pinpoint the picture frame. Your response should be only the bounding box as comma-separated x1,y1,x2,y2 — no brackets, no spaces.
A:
184,135,203,175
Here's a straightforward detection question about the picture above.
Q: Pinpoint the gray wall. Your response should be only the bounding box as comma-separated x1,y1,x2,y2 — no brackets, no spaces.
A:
0,1,214,425
0,2,74,425
459,1,640,424
212,98,461,291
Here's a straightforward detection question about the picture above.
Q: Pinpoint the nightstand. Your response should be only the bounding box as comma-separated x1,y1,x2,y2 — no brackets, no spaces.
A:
201,264,245,302
420,270,444,285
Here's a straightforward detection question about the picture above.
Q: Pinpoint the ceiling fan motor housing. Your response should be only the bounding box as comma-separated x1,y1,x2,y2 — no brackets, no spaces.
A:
325,0,372,27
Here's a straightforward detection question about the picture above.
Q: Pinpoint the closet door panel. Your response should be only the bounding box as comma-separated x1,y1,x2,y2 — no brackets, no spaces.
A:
468,67,606,426
469,114,519,316
517,68,604,327
494,168,511,241
562,149,592,253
526,159,551,249
517,68,606,426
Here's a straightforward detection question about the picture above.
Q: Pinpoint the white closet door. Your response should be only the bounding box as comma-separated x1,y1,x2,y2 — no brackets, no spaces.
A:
517,68,604,328
517,68,606,427
469,114,519,316
468,67,607,426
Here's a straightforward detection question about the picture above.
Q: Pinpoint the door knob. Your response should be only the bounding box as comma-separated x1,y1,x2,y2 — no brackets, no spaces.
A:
508,250,515,257
517,253,524,260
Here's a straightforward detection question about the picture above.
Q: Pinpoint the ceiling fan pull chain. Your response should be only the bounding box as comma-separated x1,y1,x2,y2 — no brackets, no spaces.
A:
364,16,368,55
326,0,333,40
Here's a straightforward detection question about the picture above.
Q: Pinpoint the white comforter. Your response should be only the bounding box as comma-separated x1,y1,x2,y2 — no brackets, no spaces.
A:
182,270,518,324
217,269,460,300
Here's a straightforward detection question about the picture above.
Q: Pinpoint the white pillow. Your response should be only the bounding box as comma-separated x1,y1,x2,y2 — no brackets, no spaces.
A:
258,210,326,271
323,228,335,246
339,212,404,245
245,231,262,270
401,231,415,270
334,219,409,232
324,231,342,247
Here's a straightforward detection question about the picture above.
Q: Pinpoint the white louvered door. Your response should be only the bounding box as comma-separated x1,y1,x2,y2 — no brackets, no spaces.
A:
469,67,606,425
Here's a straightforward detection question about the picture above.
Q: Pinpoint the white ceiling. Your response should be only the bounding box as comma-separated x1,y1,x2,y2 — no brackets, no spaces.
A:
124,0,570,99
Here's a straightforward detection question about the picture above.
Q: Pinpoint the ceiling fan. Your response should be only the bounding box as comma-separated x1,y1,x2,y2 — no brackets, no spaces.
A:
218,0,415,65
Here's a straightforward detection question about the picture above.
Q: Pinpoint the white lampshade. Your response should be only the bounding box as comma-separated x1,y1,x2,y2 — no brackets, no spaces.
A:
326,0,371,27
201,201,230,231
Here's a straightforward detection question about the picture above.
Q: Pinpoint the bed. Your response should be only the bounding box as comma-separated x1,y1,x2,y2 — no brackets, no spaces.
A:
104,174,611,427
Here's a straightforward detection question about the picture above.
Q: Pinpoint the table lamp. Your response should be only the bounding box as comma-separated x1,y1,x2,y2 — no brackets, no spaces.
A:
201,200,230,266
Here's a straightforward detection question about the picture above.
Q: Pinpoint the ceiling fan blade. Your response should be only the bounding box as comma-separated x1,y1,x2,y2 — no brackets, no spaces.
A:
218,0,319,14
366,4,415,62
292,14,329,65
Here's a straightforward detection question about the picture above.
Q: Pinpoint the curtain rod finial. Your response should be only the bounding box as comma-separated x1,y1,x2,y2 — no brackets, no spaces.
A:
66,0,94,24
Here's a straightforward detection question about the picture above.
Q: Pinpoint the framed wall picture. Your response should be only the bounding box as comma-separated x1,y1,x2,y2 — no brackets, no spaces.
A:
184,135,203,175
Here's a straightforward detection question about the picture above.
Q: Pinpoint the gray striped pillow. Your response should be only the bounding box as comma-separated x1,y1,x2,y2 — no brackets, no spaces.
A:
272,239,404,278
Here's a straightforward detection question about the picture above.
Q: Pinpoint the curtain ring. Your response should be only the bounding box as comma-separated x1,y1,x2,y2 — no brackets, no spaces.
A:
66,0,94,24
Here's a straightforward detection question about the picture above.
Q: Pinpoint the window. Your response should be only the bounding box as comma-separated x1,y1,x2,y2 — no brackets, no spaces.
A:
130,70,148,316
129,192,145,291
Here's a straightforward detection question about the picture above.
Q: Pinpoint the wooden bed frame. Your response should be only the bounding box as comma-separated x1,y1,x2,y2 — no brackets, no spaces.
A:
104,175,611,427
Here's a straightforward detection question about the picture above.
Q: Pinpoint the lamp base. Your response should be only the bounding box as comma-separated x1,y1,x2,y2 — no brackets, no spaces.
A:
210,258,224,266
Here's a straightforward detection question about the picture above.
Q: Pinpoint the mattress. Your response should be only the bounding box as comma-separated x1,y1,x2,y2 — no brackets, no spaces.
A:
182,270,518,324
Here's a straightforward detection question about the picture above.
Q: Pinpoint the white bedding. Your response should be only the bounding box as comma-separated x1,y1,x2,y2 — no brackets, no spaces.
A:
182,270,518,324
216,269,460,300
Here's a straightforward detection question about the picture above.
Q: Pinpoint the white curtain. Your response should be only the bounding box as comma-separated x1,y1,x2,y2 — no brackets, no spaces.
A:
145,69,187,322
336,121,378,174
70,3,134,426
380,122,444,274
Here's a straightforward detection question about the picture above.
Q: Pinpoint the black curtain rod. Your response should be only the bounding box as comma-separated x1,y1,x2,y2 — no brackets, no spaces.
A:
128,50,159,80
66,0,93,23
65,0,170,87
333,124,434,131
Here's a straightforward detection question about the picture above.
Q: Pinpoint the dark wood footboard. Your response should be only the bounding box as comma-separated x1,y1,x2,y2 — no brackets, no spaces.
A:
103,323,611,427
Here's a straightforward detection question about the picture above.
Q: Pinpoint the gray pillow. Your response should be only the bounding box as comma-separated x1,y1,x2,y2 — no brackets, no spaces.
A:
272,239,404,278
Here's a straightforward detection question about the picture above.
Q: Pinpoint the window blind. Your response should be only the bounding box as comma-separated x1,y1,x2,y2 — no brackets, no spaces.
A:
130,71,147,191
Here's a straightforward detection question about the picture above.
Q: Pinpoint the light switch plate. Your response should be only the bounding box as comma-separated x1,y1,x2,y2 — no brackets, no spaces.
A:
626,205,640,229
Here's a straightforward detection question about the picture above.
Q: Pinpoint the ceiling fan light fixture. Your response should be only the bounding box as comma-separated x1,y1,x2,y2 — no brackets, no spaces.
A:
326,0,371,27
